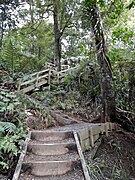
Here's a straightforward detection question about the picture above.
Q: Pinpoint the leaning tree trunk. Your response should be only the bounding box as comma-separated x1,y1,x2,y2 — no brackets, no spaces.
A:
0,22,4,49
0,9,4,50
53,0,61,71
87,4,116,122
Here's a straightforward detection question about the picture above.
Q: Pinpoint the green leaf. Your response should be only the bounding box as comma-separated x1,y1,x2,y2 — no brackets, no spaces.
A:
0,122,16,134
3,98,10,102
0,161,9,169
60,103,66,110
7,104,14,111
126,1,135,9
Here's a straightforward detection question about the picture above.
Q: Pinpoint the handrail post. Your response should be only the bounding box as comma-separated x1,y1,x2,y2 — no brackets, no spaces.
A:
35,72,39,88
17,78,22,92
57,71,60,84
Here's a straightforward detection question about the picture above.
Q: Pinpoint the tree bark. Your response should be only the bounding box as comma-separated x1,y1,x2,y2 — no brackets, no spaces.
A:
128,66,135,112
53,0,61,71
38,47,42,60
0,22,4,49
29,0,35,55
87,4,116,122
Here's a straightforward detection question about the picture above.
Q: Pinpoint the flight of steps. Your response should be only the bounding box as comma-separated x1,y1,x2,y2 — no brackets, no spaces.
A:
18,131,85,180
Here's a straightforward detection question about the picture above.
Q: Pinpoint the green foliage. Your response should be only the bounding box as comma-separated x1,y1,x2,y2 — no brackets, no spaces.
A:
0,161,9,170
87,159,104,179
0,121,26,171
0,89,26,171
0,89,20,113
83,0,96,8
0,21,54,74
64,61,100,100
0,88,25,125
111,162,129,180
112,27,134,45
0,0,20,48
0,37,21,77
109,46,135,112
0,122,16,134
126,1,135,10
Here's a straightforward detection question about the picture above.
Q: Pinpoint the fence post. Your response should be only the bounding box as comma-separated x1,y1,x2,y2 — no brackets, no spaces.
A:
48,69,51,91
17,78,22,92
57,72,60,84
35,72,39,88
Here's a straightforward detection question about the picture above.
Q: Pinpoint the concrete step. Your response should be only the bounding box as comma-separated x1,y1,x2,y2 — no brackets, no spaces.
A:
20,161,84,180
31,131,73,142
24,151,79,162
29,137,75,144
27,142,77,156
22,160,77,176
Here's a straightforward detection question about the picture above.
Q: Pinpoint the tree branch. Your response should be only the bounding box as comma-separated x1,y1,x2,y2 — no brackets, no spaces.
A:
60,13,72,37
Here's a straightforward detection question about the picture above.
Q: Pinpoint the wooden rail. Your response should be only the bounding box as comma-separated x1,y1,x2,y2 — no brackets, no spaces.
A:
45,62,70,71
17,64,78,93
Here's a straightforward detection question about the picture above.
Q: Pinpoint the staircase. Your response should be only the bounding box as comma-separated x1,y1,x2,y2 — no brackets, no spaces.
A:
17,64,78,93
14,130,86,180
13,122,118,180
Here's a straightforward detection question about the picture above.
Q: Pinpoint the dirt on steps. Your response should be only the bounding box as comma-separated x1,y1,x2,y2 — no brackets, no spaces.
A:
19,162,84,180
24,151,79,161
19,130,84,179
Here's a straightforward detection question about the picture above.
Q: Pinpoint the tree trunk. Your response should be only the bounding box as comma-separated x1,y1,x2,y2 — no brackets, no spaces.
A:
29,0,35,55
0,23,4,49
128,66,135,112
38,47,41,60
0,11,4,49
88,4,116,122
53,0,61,71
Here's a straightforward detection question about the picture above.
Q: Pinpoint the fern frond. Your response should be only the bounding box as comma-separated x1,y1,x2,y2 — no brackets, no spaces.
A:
0,122,16,134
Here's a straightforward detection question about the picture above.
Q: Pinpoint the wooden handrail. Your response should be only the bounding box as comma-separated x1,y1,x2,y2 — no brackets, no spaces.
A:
23,69,50,80
17,65,79,93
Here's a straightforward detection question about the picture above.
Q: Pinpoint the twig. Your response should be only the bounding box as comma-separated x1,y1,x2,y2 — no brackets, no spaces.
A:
116,107,135,116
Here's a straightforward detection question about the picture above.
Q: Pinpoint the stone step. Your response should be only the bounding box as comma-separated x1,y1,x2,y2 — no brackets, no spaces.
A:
24,151,79,162
20,162,84,180
31,131,73,142
22,160,77,176
29,137,75,144
27,142,77,156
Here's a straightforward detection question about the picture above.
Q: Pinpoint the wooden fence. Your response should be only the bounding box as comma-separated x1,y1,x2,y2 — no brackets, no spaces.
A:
17,64,78,93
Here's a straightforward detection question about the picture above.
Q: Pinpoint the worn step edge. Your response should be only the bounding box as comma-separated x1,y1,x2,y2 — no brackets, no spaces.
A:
27,142,77,155
24,151,80,162
22,160,77,176
29,137,75,144
31,131,73,141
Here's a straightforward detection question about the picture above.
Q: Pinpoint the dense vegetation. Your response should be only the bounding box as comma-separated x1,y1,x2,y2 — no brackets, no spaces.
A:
0,0,135,179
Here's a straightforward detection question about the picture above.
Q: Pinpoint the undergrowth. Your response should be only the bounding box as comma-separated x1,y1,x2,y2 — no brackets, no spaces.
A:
0,89,27,177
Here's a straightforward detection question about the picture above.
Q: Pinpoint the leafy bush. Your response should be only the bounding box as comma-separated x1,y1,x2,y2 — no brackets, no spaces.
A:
63,62,101,106
0,121,26,171
0,88,26,123
0,89,26,174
